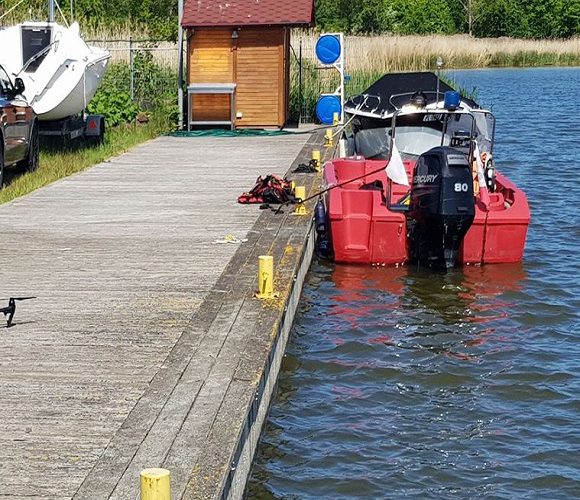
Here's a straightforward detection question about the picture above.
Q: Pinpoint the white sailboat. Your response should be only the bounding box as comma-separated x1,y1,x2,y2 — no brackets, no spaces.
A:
0,2,109,121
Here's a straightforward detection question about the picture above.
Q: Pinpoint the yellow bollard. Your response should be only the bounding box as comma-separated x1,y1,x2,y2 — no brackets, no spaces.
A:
256,255,274,298
324,128,334,147
333,112,340,126
140,468,170,500
294,185,307,215
311,150,321,172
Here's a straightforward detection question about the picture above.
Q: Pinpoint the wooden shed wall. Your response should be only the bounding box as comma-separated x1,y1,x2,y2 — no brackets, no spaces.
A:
187,27,288,128
188,29,233,121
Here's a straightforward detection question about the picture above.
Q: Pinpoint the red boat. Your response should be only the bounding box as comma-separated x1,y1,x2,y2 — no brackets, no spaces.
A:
320,72,530,268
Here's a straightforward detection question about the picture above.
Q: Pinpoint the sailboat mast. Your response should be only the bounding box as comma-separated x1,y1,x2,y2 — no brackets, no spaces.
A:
48,0,55,22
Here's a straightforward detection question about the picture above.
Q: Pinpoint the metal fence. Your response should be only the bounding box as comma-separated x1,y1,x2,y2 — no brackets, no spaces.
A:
87,38,179,111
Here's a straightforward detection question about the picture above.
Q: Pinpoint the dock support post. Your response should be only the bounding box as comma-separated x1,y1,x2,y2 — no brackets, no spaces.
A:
324,128,334,147
256,256,275,299
294,186,307,215
312,150,321,172
140,468,170,500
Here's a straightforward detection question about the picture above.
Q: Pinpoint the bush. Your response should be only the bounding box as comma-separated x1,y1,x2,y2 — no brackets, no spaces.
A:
87,55,178,128
87,64,139,126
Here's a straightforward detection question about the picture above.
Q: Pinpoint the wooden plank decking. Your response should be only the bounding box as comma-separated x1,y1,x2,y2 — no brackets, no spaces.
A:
0,133,312,499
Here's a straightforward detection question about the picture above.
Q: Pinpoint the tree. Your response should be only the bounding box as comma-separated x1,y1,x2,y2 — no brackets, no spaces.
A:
315,0,352,32
350,0,395,33
472,0,526,37
457,0,479,35
391,0,457,35
524,0,580,38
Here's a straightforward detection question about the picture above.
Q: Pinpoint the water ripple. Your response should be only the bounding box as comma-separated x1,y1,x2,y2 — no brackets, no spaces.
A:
248,68,580,499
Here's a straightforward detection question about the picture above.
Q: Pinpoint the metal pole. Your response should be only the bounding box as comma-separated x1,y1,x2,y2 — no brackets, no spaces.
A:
298,39,303,125
436,56,443,103
177,0,184,130
339,33,345,125
70,0,73,22
129,36,135,101
48,0,55,22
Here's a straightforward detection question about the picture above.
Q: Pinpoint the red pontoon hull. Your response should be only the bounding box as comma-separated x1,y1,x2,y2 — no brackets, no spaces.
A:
324,157,530,266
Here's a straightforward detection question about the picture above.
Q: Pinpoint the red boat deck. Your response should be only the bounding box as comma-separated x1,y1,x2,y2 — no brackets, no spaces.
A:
324,157,530,266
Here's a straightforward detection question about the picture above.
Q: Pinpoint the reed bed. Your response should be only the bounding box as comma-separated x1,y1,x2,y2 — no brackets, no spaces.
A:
293,32,580,71
74,25,580,72
290,32,580,120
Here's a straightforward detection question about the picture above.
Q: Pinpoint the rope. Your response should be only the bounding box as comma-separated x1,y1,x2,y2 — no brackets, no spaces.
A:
275,162,391,215
54,0,70,27
82,65,87,110
0,0,26,22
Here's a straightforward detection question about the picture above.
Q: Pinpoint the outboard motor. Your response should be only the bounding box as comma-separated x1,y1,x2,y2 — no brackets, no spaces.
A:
408,146,475,269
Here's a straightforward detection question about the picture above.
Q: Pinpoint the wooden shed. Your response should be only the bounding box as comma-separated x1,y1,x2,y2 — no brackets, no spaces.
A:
181,0,314,129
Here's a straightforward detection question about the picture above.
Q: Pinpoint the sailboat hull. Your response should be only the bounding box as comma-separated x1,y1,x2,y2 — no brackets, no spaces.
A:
32,54,109,121
0,21,110,121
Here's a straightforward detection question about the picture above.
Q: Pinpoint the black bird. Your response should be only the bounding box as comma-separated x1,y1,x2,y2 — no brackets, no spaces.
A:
1,297,36,327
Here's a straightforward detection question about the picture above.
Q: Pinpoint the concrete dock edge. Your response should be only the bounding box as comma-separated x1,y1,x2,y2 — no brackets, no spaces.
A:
190,132,335,499
222,215,316,500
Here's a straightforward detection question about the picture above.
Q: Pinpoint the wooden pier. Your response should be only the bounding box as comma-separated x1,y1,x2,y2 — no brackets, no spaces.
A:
0,131,328,498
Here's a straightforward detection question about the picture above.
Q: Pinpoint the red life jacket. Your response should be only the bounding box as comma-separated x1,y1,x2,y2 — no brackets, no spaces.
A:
238,175,295,204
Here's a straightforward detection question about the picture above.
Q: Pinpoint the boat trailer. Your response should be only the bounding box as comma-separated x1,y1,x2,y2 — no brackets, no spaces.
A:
39,114,105,144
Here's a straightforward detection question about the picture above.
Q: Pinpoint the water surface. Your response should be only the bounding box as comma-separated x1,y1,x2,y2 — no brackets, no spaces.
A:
249,68,580,499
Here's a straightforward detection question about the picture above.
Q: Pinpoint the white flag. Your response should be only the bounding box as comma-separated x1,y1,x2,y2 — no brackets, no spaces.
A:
386,140,409,186
474,142,490,208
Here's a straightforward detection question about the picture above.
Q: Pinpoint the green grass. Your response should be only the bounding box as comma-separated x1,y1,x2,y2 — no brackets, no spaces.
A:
0,116,172,205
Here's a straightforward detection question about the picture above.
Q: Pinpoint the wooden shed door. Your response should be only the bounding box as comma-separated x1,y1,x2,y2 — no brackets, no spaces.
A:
235,28,285,128
189,29,233,121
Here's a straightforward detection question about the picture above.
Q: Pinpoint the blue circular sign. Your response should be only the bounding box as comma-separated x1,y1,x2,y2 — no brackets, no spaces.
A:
316,95,342,125
315,35,341,65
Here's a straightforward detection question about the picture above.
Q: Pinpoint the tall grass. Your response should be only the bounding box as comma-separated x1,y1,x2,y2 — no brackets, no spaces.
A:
294,32,580,72
290,32,580,121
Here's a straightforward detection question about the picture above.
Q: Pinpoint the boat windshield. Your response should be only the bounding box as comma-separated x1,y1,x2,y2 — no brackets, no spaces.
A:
473,111,495,154
394,126,443,156
393,111,478,159
349,109,496,160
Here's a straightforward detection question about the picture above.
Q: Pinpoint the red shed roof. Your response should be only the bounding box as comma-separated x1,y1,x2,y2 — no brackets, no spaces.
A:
181,0,314,28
